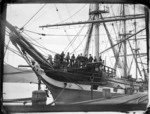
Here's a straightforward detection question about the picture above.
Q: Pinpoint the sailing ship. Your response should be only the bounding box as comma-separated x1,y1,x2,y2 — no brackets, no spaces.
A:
5,3,147,104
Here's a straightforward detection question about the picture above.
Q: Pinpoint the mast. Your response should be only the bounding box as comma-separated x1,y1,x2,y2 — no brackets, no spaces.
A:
144,6,149,83
93,4,99,61
84,24,93,57
134,4,138,79
123,4,127,77
83,5,94,57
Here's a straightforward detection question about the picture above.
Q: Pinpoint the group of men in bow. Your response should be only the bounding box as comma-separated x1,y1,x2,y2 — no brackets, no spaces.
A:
47,51,103,68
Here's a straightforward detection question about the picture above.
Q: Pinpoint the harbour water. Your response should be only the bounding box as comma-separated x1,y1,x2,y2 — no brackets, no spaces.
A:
3,82,53,105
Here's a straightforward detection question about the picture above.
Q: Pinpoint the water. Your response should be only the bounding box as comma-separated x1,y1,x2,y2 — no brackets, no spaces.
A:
3,82,53,105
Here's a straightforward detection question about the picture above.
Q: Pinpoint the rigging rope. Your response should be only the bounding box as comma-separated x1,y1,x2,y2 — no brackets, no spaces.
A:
99,28,145,55
112,23,118,42
127,57,134,75
114,5,128,69
64,15,94,54
5,29,50,61
4,40,11,57
24,38,57,55
22,32,48,55
127,40,143,77
4,44,22,57
64,24,86,53
61,4,87,23
110,5,122,46
22,31,56,54
65,4,84,49
54,4,75,53
137,50,146,73
21,4,47,30
23,29,46,36
111,23,123,70
70,25,90,54
4,30,12,57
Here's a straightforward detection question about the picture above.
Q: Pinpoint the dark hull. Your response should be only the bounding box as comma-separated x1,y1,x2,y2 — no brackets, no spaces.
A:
43,69,140,88
42,78,121,104
39,71,125,104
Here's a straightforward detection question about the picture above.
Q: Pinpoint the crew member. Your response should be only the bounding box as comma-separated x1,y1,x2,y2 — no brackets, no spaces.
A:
60,51,65,64
99,56,102,62
70,54,75,66
54,53,61,68
66,52,70,64
76,54,80,67
88,54,93,63
94,56,97,62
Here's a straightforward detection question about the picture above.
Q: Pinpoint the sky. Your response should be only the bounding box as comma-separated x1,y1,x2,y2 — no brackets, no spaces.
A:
4,3,147,79
5,4,89,57
4,4,80,64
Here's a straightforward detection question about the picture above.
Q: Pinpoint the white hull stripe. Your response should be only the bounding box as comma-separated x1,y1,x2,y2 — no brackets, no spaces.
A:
40,72,124,94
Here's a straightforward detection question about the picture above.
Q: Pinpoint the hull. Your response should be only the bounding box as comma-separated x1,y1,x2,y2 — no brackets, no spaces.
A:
39,70,125,104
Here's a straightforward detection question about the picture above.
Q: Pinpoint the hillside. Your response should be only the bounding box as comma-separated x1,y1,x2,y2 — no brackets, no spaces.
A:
3,64,38,83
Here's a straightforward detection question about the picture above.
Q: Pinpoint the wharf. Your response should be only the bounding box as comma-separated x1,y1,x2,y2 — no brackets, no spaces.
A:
87,92,147,104
3,92,148,113
67,92,148,105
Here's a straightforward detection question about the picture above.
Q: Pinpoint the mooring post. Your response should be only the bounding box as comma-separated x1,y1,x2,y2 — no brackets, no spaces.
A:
38,79,41,90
